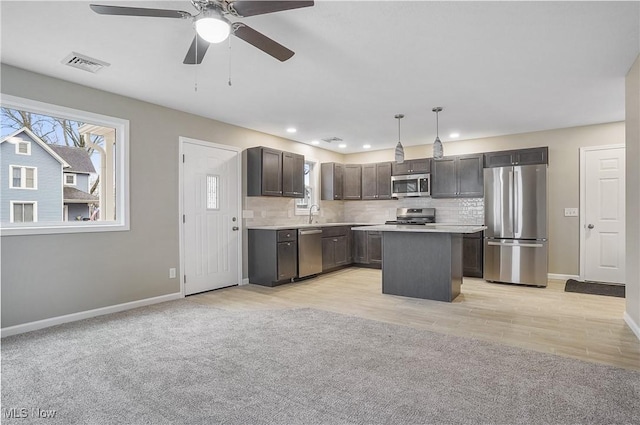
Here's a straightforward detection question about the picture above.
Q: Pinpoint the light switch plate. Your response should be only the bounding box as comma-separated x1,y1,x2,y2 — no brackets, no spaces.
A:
564,208,578,217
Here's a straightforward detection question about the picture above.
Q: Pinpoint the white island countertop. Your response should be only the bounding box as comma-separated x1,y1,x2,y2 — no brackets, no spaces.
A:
247,223,381,231
351,224,487,234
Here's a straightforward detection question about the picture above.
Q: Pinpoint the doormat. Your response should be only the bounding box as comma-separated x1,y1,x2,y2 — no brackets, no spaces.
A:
564,279,625,298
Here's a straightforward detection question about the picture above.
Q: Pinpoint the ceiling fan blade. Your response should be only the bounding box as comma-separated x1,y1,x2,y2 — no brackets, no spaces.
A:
233,24,294,62
183,35,211,65
89,4,191,19
230,1,314,17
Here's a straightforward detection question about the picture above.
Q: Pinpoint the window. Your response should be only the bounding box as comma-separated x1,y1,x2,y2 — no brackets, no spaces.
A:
64,173,76,186
11,201,37,223
16,141,30,155
9,166,37,189
295,159,319,216
1,94,129,235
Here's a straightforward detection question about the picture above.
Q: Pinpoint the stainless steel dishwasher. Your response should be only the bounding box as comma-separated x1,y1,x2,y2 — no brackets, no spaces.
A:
298,228,323,278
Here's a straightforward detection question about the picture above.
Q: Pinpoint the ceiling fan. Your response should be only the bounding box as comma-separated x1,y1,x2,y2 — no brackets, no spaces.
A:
89,1,314,64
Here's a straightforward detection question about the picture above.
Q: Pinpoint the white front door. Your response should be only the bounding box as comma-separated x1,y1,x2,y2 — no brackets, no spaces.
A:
181,138,241,295
581,146,625,284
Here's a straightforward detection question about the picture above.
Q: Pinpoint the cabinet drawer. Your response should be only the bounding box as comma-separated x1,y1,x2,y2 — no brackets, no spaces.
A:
322,226,349,238
277,229,297,242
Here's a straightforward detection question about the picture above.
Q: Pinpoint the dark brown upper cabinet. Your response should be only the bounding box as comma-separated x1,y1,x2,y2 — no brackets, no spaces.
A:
321,162,344,200
362,162,392,200
247,147,304,197
391,158,431,175
343,164,362,200
431,154,484,198
282,152,305,198
484,147,548,168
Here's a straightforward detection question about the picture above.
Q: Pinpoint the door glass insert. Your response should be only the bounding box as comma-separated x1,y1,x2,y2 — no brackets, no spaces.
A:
206,175,219,210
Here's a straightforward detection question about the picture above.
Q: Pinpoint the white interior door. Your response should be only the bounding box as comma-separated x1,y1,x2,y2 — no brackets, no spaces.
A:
182,139,241,295
581,146,625,284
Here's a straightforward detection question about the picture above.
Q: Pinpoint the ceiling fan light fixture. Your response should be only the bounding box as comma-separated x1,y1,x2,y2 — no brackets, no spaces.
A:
195,9,230,44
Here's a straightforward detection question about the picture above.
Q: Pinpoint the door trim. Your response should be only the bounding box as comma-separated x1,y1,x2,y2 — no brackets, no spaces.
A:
178,136,243,297
579,144,625,282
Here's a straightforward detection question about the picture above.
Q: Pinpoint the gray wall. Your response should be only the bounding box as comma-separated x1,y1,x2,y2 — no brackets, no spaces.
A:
0,64,343,328
626,55,640,333
345,122,626,277
1,131,63,222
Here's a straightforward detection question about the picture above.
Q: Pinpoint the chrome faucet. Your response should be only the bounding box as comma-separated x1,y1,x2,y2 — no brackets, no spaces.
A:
308,204,320,224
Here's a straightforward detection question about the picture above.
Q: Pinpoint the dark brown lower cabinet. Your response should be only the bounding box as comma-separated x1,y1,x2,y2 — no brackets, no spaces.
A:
463,231,483,278
322,226,351,272
352,229,382,269
248,229,298,286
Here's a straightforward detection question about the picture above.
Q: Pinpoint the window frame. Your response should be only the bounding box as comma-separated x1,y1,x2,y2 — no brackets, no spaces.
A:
294,157,320,216
9,165,37,190
1,94,130,236
63,173,77,186
15,141,31,155
10,201,38,223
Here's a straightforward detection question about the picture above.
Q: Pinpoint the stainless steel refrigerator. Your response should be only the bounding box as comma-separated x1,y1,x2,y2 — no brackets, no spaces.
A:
484,164,548,287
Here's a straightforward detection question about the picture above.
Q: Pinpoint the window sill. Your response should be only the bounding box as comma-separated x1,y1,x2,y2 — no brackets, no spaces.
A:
1,221,130,236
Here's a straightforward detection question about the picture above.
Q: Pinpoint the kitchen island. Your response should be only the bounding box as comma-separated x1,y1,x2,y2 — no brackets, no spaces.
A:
351,224,486,302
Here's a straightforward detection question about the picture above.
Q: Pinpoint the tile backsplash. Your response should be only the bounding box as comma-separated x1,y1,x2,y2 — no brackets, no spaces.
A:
343,197,484,224
243,196,483,226
243,197,345,226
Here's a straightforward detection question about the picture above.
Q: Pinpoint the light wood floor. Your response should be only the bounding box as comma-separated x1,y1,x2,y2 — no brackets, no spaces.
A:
187,267,640,371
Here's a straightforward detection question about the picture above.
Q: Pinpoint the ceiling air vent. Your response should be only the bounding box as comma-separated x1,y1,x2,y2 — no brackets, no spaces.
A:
321,137,343,144
62,52,110,73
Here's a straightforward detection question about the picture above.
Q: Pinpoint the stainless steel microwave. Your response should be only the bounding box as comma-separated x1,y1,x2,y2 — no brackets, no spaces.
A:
391,173,430,198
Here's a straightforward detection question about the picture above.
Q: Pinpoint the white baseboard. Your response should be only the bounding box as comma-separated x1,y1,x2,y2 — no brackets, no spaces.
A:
0,292,183,338
624,312,640,341
241,278,249,285
548,273,579,281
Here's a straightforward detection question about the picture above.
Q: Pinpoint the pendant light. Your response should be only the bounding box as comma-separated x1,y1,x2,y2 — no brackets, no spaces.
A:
432,107,444,160
394,114,405,163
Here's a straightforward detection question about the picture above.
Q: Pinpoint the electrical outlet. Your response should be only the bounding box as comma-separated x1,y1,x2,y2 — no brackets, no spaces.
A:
564,208,578,217
169,268,177,279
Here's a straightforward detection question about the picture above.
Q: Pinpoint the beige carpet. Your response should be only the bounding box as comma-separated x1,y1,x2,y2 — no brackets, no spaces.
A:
2,300,639,424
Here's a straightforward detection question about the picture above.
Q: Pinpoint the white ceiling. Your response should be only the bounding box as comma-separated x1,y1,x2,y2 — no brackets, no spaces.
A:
1,1,639,154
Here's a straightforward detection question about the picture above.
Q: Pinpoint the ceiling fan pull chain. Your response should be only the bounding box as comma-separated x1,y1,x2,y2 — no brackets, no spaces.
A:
194,28,198,92
228,35,233,87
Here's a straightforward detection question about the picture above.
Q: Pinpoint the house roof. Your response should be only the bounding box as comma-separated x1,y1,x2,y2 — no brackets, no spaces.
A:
48,144,96,174
1,127,70,168
63,187,99,204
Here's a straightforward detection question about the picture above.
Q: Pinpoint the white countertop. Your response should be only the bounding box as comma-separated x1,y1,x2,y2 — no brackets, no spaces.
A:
247,223,380,230
351,224,487,234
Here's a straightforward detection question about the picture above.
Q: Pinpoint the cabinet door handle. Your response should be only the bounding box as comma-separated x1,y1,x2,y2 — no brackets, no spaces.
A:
333,238,338,242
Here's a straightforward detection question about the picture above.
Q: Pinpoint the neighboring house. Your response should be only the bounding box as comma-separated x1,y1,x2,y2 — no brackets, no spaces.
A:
48,144,98,221
0,127,98,223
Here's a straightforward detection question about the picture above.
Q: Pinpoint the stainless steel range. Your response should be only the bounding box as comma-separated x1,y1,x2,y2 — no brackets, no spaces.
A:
385,208,436,225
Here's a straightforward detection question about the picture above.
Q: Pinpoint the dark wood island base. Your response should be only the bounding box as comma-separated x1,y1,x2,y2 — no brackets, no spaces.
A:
382,231,463,302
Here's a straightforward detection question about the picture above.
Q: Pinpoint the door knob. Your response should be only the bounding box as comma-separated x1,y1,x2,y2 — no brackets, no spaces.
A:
232,226,239,231
587,224,594,229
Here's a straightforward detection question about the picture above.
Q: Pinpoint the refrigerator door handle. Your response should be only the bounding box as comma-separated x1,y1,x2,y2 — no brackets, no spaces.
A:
513,169,519,234
487,241,544,248
508,169,514,236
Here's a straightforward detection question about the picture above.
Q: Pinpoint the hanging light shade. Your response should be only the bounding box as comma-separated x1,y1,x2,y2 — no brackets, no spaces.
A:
432,107,444,159
394,114,405,163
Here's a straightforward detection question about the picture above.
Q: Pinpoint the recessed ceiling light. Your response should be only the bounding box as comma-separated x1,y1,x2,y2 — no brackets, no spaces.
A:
286,127,297,133
311,140,320,145
363,144,371,149
338,143,347,148
449,132,460,138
